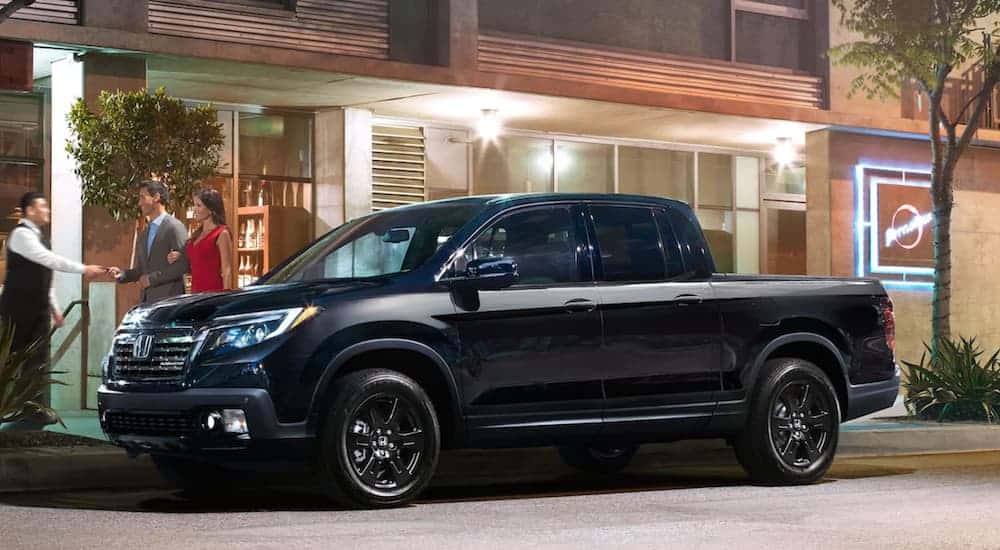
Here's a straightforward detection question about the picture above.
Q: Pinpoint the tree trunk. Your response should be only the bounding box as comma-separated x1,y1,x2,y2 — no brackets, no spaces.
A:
931,171,954,346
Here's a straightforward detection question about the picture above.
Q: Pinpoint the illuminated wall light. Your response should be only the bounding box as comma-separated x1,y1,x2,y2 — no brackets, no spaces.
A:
772,137,796,167
477,108,501,141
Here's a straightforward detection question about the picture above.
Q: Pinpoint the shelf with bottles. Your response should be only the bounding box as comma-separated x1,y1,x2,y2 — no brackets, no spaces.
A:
234,204,311,289
238,176,309,209
237,254,263,288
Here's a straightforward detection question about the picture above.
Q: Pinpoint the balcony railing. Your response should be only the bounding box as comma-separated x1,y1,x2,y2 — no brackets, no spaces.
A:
901,66,1000,130
478,32,825,110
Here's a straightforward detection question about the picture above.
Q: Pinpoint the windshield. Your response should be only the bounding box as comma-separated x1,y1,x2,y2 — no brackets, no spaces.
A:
263,202,483,284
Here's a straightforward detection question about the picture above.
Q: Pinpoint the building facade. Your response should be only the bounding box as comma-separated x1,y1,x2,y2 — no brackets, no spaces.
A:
0,0,998,414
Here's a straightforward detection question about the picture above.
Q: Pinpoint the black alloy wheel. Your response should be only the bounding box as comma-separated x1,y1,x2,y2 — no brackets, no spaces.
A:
734,357,840,485
318,369,440,508
347,394,427,491
768,380,836,469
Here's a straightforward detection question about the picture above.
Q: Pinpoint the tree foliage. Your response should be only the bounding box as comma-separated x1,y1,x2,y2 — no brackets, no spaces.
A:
66,87,225,221
831,0,1000,345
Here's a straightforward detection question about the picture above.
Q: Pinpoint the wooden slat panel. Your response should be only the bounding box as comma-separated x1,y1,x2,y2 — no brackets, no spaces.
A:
1,0,78,24
149,0,388,59
372,125,425,213
478,32,823,110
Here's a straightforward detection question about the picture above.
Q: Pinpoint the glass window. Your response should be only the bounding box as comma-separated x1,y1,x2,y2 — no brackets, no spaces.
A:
735,156,760,209
461,207,581,285
264,202,482,283
698,153,733,208
736,210,760,273
474,136,553,194
0,94,43,160
590,205,667,282
618,147,693,202
697,208,734,273
764,163,806,195
239,112,312,179
556,141,613,193
659,208,714,276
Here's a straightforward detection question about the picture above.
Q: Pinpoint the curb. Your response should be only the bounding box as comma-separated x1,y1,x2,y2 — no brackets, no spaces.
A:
0,447,164,494
3,421,1000,494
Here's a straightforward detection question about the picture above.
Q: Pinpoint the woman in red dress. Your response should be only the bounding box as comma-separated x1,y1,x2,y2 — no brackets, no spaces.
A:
168,188,232,292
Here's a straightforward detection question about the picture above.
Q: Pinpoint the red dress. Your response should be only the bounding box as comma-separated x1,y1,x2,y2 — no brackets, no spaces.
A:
187,225,227,293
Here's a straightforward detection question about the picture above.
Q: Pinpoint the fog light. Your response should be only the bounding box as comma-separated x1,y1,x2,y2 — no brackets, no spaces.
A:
203,411,224,432
221,409,248,434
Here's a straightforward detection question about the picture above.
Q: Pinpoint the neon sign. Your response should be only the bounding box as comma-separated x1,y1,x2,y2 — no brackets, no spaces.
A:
855,165,934,290
884,204,933,249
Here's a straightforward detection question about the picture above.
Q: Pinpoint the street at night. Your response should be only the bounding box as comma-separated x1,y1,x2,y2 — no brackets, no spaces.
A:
3,451,1000,550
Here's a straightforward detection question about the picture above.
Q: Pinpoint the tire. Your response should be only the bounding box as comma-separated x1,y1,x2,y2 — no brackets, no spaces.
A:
317,369,440,508
152,455,244,497
734,357,841,485
557,444,639,475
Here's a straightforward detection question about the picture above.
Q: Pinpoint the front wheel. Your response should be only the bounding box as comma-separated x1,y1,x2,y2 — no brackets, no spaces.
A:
317,369,440,508
734,358,840,485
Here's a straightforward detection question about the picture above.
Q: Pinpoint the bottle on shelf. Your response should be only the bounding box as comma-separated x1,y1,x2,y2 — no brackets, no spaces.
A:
245,219,255,250
238,220,246,249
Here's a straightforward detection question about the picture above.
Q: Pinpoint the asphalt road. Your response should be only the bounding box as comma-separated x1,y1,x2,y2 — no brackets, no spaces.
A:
2,451,999,550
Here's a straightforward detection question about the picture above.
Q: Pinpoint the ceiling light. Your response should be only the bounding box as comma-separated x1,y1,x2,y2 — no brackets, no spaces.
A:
477,108,501,141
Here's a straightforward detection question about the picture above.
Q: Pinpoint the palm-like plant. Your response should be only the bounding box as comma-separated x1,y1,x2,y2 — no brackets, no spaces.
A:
903,337,1000,423
0,321,66,428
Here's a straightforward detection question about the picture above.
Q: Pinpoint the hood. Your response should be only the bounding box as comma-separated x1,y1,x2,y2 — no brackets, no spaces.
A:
121,280,382,328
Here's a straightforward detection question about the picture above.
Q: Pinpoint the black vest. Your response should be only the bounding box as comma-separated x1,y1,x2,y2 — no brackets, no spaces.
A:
0,223,54,316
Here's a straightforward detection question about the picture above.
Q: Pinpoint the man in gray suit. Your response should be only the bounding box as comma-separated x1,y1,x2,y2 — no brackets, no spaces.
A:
110,181,189,304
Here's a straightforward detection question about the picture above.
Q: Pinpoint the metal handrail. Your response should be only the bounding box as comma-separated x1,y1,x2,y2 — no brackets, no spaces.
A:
49,299,88,338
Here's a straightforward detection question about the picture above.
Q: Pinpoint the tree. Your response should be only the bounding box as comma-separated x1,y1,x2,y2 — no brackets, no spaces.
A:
66,87,225,221
831,0,1000,346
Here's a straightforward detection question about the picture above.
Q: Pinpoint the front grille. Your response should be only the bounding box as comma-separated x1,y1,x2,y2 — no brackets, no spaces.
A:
103,411,195,437
112,331,196,380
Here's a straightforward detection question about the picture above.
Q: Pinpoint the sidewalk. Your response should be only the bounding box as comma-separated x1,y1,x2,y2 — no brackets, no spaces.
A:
3,401,1000,494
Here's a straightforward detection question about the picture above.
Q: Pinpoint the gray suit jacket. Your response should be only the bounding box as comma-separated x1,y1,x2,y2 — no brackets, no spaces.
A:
119,214,190,304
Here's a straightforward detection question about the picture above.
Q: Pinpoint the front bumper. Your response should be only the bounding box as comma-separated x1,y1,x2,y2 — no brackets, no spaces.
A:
844,365,901,421
97,386,313,460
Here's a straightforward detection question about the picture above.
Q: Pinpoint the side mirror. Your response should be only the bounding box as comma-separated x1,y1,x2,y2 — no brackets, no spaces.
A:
457,257,519,290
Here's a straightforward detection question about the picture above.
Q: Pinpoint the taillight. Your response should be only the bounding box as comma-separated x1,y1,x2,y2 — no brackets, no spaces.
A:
880,297,895,354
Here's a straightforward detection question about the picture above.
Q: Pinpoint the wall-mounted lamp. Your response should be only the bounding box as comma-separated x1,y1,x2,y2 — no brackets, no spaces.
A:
772,137,796,167
476,108,501,141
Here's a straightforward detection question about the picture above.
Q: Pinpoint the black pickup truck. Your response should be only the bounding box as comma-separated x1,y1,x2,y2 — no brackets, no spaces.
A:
98,193,899,508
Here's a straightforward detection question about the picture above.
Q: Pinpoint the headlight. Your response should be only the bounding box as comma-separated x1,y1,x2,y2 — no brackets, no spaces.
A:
196,306,320,357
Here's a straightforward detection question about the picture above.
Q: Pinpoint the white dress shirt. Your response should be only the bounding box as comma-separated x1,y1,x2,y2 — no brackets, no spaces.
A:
5,218,85,313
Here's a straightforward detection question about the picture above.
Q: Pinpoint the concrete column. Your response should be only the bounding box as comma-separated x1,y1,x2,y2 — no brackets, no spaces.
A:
49,53,145,412
314,108,372,235
805,129,832,276
49,56,85,411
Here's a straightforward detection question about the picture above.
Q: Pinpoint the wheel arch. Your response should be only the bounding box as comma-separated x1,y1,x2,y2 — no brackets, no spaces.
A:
749,332,850,418
308,339,464,448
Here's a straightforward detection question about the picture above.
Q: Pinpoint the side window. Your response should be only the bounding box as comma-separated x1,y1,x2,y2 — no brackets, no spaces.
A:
590,205,667,282
460,207,581,285
654,210,686,278
662,207,715,276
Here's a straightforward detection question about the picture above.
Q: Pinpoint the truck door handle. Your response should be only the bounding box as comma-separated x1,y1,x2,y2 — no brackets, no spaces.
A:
673,294,704,306
563,298,597,313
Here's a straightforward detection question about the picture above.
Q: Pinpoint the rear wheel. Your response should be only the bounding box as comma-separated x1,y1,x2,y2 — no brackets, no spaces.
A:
734,357,840,485
317,369,440,508
557,444,639,475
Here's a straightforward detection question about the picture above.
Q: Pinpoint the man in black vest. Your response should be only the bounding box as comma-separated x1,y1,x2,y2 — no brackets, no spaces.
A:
0,192,106,429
